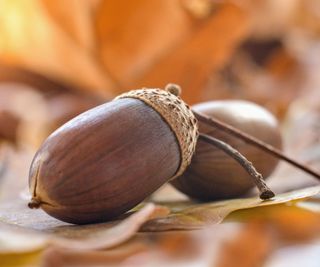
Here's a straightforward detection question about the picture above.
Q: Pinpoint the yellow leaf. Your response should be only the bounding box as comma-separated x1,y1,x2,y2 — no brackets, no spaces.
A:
0,251,41,267
142,185,320,231
0,229,47,254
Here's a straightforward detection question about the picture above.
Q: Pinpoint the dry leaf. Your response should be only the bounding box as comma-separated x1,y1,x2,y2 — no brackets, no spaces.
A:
40,224,234,267
50,203,167,251
0,203,169,267
95,0,192,86
135,3,250,104
0,0,114,98
0,251,41,267
41,0,99,51
142,186,320,231
0,228,47,254
0,110,19,143
0,84,49,148
39,222,276,267
0,202,168,253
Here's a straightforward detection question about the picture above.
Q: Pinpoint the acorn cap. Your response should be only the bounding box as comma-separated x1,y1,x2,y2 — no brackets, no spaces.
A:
115,86,199,179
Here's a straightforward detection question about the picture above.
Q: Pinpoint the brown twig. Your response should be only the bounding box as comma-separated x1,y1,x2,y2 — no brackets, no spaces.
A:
199,133,275,200
194,111,320,181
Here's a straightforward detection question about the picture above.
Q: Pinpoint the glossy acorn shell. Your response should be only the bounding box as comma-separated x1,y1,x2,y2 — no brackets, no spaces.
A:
29,98,181,224
171,100,282,200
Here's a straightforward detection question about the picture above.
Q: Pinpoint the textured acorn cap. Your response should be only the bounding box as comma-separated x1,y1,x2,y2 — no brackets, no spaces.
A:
115,86,199,179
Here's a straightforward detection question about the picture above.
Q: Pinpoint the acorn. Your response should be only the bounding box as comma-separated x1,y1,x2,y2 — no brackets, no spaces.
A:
171,100,282,200
28,87,198,224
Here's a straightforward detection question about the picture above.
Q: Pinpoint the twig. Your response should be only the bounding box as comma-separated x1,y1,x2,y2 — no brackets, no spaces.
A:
194,111,320,181
199,133,275,200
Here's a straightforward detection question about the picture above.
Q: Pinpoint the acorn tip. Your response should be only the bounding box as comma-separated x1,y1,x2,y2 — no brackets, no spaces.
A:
28,197,41,209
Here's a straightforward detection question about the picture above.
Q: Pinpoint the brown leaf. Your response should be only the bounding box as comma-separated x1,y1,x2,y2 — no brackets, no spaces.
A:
0,0,114,98
41,0,99,51
95,0,192,87
40,223,246,267
0,84,50,148
0,202,169,253
50,203,167,250
0,110,20,143
135,3,250,104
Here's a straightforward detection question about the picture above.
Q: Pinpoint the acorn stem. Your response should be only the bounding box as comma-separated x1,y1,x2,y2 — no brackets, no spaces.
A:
165,83,181,97
199,133,275,200
194,111,320,181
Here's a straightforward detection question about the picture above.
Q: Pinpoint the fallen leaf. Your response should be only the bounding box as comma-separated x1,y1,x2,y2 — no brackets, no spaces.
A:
142,185,320,231
0,228,47,254
50,203,167,250
0,0,114,98
0,84,49,149
95,0,192,86
41,0,98,51
40,223,240,267
0,203,167,254
0,251,41,267
135,3,250,104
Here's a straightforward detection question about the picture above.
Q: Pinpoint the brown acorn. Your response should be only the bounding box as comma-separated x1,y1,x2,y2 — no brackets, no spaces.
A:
28,88,198,224
171,100,282,200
